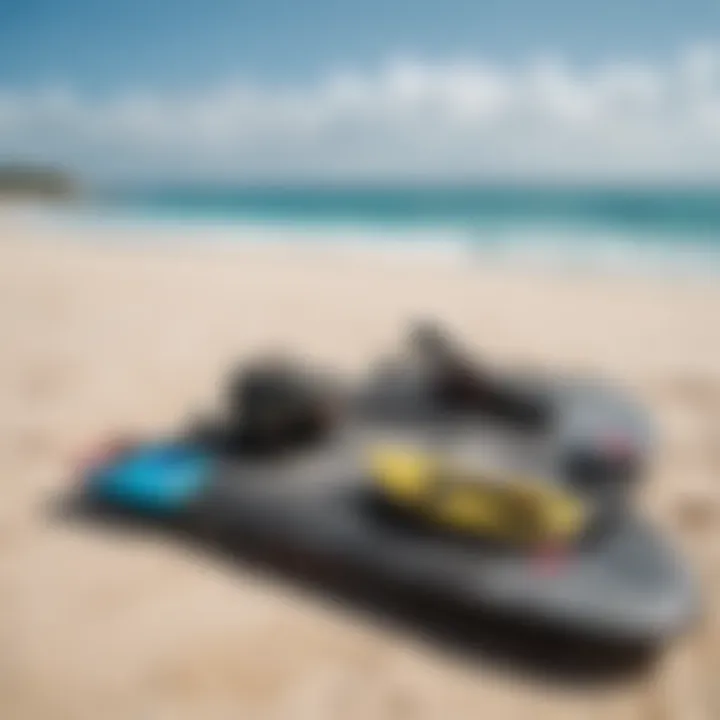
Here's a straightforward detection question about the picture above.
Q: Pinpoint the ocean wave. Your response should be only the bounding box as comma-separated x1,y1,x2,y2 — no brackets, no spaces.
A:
24,201,720,280
463,224,720,279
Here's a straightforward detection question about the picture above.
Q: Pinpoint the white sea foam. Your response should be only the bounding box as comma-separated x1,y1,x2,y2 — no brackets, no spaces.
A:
21,203,720,281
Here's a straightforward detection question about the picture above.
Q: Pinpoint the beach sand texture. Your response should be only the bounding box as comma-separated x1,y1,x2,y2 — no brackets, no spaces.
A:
1,218,719,719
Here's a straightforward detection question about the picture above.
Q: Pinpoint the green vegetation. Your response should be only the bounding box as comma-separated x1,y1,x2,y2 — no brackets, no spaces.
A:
0,165,77,198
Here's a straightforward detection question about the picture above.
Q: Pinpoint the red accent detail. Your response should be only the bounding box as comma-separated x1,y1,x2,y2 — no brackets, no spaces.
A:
533,543,570,576
77,436,137,474
599,433,635,459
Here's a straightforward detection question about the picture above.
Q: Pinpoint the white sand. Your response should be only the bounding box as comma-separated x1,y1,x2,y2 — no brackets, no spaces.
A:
1,216,719,719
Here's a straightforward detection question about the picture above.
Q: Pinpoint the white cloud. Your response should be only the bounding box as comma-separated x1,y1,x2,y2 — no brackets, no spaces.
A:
3,45,720,183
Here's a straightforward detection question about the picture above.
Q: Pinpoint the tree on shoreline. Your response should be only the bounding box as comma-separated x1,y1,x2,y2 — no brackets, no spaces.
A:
0,164,77,198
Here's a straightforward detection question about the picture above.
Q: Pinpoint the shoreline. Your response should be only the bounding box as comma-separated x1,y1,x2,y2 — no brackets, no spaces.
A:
8,202,720,284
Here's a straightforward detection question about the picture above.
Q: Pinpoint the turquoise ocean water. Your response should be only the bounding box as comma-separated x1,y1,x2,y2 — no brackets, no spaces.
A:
50,185,720,277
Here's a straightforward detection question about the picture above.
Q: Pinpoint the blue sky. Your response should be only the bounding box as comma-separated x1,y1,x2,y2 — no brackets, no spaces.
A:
2,0,719,91
1,1,720,182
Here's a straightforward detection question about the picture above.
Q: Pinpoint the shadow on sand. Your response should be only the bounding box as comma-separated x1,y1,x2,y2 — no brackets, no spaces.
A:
49,488,660,689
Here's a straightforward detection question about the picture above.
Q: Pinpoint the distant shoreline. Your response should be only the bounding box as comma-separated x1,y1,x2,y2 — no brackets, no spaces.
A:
0,164,78,200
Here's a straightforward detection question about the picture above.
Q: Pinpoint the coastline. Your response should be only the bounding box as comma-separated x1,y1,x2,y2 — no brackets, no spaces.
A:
16,200,720,283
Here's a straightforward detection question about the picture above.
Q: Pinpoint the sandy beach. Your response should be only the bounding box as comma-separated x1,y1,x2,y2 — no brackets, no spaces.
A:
1,215,719,720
